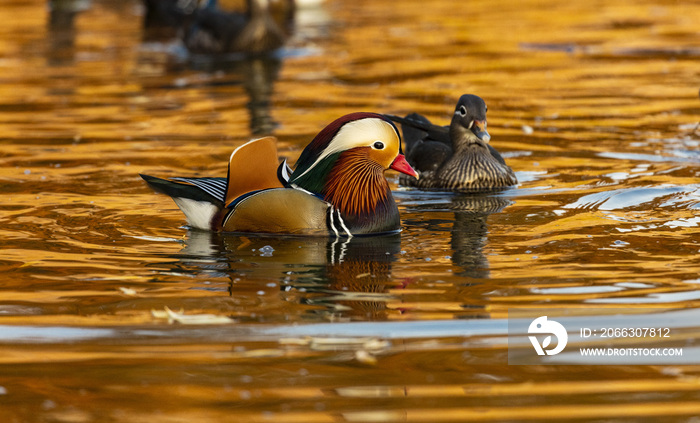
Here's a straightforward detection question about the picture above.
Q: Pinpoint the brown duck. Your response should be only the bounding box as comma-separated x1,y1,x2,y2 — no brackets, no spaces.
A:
386,94,517,191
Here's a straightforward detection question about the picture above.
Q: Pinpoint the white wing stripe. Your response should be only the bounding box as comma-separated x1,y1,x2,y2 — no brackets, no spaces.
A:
172,177,227,202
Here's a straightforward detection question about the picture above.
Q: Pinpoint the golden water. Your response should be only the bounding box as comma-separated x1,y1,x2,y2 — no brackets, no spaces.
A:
0,0,699,421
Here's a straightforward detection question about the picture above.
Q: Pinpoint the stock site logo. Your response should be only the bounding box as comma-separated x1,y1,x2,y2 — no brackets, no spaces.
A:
528,316,568,356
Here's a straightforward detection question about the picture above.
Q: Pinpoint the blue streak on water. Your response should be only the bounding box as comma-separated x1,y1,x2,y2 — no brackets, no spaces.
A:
0,326,115,343
4,309,700,344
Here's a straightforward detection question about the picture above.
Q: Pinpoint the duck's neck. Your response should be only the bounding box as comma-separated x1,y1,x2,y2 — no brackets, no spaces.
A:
450,125,485,152
291,148,401,233
322,149,391,218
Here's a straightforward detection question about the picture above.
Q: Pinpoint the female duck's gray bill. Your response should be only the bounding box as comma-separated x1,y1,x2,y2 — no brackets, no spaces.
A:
471,119,490,142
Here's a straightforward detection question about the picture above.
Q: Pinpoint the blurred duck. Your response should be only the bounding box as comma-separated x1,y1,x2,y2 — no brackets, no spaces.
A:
386,94,517,191
141,113,418,236
143,0,294,54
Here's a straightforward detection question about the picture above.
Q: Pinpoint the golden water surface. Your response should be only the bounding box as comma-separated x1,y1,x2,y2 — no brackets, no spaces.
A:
0,0,699,421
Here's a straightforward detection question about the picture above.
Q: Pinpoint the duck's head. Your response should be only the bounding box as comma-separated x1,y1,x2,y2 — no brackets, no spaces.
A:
449,94,490,148
290,113,418,194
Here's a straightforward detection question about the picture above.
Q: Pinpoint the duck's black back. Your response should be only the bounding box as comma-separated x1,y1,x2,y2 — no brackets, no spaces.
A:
386,113,452,173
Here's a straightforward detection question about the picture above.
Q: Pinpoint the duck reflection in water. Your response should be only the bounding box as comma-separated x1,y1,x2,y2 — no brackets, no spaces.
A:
450,194,511,279
178,232,404,321
47,0,91,67
195,56,284,134
141,0,297,134
406,193,512,279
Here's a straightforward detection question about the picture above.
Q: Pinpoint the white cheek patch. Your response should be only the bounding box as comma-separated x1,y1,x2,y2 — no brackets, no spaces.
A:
293,118,399,180
172,197,218,230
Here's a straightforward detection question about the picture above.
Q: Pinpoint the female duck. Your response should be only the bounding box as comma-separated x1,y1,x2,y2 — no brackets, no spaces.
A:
387,94,517,191
141,113,418,236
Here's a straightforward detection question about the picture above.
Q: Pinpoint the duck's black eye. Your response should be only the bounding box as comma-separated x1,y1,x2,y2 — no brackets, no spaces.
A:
373,141,385,150
458,105,467,117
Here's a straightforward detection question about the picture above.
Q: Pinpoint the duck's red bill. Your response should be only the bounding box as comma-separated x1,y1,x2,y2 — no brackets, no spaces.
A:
390,154,419,179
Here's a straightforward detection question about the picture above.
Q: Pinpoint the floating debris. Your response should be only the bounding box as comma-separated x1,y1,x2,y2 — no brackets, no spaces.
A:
279,336,390,352
118,287,138,296
258,245,275,257
355,350,378,365
151,307,235,325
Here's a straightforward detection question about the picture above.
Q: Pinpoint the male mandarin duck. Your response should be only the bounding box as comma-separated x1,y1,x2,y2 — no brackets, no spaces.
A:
141,113,418,236
386,94,517,191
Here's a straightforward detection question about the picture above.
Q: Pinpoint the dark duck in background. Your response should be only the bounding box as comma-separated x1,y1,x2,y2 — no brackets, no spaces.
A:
143,0,295,55
387,94,517,191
